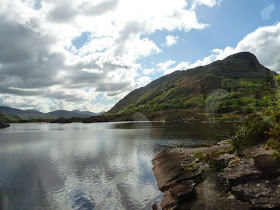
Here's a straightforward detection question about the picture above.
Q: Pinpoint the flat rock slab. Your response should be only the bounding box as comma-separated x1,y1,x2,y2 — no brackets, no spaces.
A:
153,141,232,209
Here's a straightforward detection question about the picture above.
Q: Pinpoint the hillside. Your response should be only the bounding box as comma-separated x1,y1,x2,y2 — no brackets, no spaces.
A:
0,106,101,120
0,111,18,128
48,110,92,119
0,111,19,122
0,106,56,120
107,52,275,121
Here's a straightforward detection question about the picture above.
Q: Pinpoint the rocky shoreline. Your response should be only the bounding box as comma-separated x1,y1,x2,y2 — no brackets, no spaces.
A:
0,120,10,128
152,140,280,209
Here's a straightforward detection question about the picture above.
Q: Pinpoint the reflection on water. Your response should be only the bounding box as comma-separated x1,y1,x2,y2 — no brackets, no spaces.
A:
0,122,237,209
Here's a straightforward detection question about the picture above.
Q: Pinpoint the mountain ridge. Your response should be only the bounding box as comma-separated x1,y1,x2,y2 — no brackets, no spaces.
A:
106,52,275,121
0,106,103,120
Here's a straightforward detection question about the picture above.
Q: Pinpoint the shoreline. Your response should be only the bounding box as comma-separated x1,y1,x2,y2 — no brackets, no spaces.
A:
152,140,280,209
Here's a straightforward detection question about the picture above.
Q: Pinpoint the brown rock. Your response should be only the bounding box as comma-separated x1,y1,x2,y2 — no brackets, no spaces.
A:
169,180,194,198
152,203,159,210
161,191,178,210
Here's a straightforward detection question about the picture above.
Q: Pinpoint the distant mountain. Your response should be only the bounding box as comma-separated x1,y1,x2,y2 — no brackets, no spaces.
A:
48,110,90,119
72,110,102,116
0,106,51,120
0,106,103,120
107,52,275,121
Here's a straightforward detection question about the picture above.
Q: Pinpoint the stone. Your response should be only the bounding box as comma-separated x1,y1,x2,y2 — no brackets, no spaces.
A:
191,198,251,210
169,180,194,198
231,179,280,209
223,158,261,181
161,191,178,210
216,153,236,168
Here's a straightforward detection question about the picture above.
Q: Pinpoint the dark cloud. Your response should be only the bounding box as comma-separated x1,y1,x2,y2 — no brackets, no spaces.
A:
0,0,150,107
96,82,131,92
0,19,54,64
47,0,120,22
0,87,41,96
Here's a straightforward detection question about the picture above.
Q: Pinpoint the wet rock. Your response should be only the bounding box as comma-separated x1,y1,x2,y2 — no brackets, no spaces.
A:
152,203,159,210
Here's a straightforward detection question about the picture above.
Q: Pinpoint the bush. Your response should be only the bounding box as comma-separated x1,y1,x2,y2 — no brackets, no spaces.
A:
266,138,280,150
232,113,270,155
243,105,255,114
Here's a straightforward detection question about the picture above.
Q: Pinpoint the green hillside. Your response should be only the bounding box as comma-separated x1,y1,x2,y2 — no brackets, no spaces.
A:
0,111,19,122
106,52,275,121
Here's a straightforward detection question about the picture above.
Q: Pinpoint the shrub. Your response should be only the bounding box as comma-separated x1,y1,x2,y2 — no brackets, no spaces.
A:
232,113,270,155
266,138,280,150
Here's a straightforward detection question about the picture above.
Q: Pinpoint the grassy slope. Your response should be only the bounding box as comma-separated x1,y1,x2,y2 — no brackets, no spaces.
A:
106,52,274,121
0,112,19,122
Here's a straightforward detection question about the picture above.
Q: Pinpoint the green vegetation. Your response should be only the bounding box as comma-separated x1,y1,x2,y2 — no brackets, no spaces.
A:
107,52,274,121
232,65,280,156
0,111,19,122
193,149,232,171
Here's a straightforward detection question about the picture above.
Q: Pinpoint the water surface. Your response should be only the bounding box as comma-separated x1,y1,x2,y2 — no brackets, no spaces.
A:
0,122,236,209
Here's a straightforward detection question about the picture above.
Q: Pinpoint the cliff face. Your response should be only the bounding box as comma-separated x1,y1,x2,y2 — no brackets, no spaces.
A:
107,52,274,120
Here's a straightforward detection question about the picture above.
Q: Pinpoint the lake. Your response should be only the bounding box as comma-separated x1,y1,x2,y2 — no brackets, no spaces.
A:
0,122,236,209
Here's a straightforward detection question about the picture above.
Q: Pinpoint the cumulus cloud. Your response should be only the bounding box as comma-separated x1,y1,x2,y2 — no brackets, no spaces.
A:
157,60,176,71
164,35,179,47
164,54,215,75
0,0,216,112
191,0,220,9
143,68,155,75
165,22,280,75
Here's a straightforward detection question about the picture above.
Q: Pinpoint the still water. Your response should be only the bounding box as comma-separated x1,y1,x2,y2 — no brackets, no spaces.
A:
0,122,236,209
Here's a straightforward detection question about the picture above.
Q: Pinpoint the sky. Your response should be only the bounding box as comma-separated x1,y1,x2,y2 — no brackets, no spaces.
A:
0,0,280,113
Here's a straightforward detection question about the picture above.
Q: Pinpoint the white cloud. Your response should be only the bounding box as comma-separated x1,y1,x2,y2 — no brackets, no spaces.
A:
156,60,176,71
192,0,220,10
0,0,219,112
137,76,152,87
214,22,280,71
164,54,215,75
143,68,155,75
164,35,179,47
165,22,280,75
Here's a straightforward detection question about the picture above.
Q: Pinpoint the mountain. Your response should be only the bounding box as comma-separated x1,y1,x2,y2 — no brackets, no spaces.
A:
48,110,91,119
0,106,102,120
107,52,275,121
0,106,56,120
72,110,102,116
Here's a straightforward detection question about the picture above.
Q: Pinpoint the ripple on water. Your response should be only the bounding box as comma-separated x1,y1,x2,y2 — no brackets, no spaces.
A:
0,122,235,209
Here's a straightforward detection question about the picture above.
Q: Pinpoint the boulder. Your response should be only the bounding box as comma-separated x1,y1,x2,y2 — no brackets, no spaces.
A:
0,120,10,128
